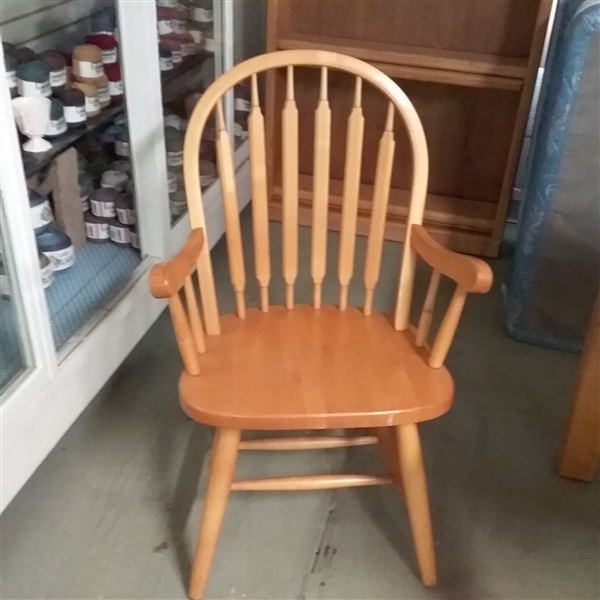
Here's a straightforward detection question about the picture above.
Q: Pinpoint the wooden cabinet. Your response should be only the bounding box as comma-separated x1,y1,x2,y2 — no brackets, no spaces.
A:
265,0,552,256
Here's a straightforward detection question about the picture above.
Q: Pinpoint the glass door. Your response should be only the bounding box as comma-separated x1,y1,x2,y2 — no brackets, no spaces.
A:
117,0,252,257
0,204,31,395
0,46,56,406
1,3,153,355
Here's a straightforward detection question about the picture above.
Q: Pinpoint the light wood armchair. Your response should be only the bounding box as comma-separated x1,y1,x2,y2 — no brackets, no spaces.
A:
149,50,493,600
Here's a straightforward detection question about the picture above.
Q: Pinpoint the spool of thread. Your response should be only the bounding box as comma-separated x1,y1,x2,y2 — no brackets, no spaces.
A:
36,225,75,271
79,172,94,211
165,126,184,168
170,190,187,217
109,161,131,177
89,187,117,218
129,224,140,250
164,112,184,131
109,160,131,175
114,129,130,158
158,43,174,72
167,169,180,193
108,218,131,246
58,51,73,67
177,32,199,57
188,24,203,45
84,212,110,243
115,193,135,225
12,45,36,63
70,81,101,117
91,74,111,108
91,8,116,36
86,33,118,65
185,92,202,117
200,159,217,189
4,52,18,98
39,51,67,91
101,169,129,192
204,31,216,53
72,45,104,82
56,88,87,127
16,60,51,97
189,2,213,28
171,7,188,34
29,189,53,234
38,251,53,289
157,7,176,36
104,62,124,101
159,35,183,65
45,98,67,137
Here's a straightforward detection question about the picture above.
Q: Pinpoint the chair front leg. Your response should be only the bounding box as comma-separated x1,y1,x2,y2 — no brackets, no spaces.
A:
396,423,437,586
189,428,241,600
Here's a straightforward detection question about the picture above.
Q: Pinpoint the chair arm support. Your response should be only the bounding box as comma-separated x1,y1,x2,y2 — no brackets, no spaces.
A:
410,225,493,294
149,229,205,299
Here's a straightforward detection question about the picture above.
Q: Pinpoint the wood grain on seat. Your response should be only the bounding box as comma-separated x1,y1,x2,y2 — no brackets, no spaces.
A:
179,305,454,430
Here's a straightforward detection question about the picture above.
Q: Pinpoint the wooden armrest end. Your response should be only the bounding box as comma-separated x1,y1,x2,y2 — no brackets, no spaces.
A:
149,229,205,299
411,225,493,293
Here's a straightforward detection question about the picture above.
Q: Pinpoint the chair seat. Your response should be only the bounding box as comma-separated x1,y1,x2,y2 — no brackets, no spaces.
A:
180,305,454,430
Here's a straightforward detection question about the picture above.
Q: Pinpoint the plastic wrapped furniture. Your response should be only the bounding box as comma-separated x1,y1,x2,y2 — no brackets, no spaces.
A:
506,0,600,352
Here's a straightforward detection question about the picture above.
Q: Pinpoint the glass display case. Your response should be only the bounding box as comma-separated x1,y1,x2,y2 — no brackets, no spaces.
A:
0,0,261,512
0,202,31,395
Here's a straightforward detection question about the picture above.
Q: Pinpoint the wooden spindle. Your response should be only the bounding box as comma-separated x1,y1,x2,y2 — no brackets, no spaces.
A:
393,102,430,332
168,292,200,375
364,102,395,316
338,77,364,311
248,74,271,312
311,67,331,309
282,65,298,309
216,101,246,319
184,275,206,354
428,285,468,368
416,270,440,347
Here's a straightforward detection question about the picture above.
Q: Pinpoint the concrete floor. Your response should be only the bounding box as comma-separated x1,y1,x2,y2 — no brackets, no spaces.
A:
2,212,599,600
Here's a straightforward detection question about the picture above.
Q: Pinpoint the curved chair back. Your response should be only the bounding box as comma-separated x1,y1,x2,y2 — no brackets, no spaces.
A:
184,49,429,335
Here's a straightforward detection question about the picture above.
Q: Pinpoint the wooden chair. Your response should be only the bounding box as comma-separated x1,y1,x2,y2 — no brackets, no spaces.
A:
149,50,493,600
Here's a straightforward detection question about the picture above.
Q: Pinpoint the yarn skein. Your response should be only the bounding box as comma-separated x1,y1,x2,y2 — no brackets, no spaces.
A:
73,45,104,82
86,33,118,65
4,52,18,97
104,62,124,100
158,43,174,71
70,81,101,117
164,126,184,167
12,45,36,63
56,88,87,127
90,9,116,36
45,97,68,137
92,74,111,107
16,60,51,97
39,51,67,90
159,35,183,65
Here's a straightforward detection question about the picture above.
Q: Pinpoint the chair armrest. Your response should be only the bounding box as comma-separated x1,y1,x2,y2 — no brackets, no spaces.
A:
410,225,493,293
149,229,205,299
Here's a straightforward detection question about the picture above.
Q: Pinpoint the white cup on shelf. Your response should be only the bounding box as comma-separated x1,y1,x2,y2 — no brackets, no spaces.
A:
12,97,53,153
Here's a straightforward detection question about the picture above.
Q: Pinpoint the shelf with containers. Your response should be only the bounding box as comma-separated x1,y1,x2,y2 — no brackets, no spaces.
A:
4,6,143,353
0,0,261,513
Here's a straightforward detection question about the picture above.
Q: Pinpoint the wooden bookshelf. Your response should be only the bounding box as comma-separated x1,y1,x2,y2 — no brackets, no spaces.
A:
265,0,553,257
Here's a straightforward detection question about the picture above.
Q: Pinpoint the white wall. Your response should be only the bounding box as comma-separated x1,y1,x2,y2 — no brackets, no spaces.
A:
0,0,111,53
